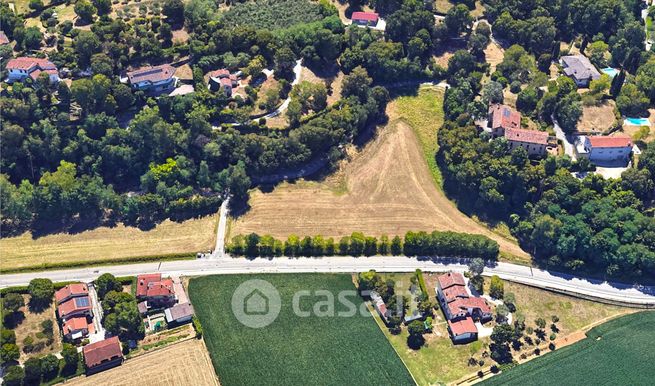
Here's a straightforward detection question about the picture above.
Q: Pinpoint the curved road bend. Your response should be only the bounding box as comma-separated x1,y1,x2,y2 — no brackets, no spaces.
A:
1,256,654,307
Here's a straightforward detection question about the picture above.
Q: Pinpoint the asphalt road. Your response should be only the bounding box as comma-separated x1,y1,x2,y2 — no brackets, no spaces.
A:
1,256,654,307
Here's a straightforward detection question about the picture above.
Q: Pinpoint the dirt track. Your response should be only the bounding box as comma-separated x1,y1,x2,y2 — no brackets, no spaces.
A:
231,120,529,260
64,339,219,386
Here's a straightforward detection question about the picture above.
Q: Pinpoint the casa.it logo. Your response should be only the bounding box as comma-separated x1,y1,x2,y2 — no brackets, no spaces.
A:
231,279,281,328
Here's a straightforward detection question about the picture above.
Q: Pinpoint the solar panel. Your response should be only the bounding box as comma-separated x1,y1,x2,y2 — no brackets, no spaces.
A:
503,109,510,117
75,297,90,307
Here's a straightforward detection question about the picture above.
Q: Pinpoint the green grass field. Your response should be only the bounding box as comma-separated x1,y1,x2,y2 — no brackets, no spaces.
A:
189,274,414,386
222,0,325,30
482,312,655,385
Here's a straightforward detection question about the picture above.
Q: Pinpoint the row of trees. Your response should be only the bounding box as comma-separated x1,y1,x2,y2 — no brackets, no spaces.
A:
227,230,499,259
97,273,145,342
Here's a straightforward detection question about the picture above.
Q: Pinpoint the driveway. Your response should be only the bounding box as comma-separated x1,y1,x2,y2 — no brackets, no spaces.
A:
552,116,577,160
87,283,106,343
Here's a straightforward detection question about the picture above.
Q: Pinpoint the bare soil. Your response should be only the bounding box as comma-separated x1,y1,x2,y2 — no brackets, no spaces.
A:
577,101,616,133
13,295,62,361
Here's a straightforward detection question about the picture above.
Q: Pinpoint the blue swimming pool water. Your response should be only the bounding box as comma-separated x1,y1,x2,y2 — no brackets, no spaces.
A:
624,117,650,126
601,68,619,77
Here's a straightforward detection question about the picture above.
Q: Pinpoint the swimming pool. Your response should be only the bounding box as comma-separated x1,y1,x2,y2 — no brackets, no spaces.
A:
601,68,619,77
624,117,650,126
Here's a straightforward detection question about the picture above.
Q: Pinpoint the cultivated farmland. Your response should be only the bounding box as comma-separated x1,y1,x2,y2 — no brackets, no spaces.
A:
231,86,529,261
189,274,414,386
482,312,655,386
65,339,219,386
0,214,217,272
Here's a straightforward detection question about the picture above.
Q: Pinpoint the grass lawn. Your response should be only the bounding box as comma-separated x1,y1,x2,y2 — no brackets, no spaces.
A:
0,214,217,272
387,86,445,188
482,311,655,385
188,274,414,386
373,273,635,385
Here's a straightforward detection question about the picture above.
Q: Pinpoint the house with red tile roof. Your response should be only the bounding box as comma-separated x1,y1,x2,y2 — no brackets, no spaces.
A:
488,104,521,137
0,31,9,45
136,273,176,308
62,316,94,341
352,11,379,26
208,68,240,96
55,283,89,305
504,127,549,157
126,64,177,92
435,272,493,343
83,336,123,374
6,57,60,84
580,135,633,164
57,296,93,321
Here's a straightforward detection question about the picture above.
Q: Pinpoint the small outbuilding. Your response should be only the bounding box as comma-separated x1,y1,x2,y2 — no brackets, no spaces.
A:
164,302,195,324
83,336,123,374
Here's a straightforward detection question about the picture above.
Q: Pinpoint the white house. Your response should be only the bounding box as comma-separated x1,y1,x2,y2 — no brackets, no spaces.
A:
6,57,60,84
126,64,177,92
580,136,633,163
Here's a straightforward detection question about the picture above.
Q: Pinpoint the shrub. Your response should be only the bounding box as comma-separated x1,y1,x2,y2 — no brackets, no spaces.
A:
192,315,203,338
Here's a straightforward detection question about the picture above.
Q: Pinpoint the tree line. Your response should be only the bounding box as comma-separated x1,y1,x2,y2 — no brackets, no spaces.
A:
227,230,499,259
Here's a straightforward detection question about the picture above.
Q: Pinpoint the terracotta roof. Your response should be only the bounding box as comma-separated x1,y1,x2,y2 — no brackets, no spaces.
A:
448,317,477,336
588,136,632,148
57,296,92,319
437,272,466,290
83,337,122,368
448,297,492,317
165,302,194,321
127,64,176,84
489,104,521,131
0,31,9,45
63,317,89,335
442,285,469,303
6,57,57,72
504,127,548,145
352,11,379,22
220,77,234,87
209,69,230,78
136,273,162,297
146,279,174,298
55,283,89,304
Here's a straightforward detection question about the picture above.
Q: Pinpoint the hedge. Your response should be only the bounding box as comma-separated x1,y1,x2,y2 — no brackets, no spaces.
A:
227,230,499,260
415,269,428,296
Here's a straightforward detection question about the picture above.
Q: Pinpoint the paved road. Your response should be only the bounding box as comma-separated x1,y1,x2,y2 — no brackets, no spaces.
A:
262,60,303,119
1,256,654,307
552,115,577,160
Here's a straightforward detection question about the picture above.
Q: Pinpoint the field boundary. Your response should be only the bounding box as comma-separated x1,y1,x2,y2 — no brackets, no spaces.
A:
0,253,195,274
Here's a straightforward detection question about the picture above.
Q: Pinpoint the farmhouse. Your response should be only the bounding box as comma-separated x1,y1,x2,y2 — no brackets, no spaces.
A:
488,104,521,137
83,336,124,374
126,64,177,92
164,302,195,324
208,69,240,96
351,11,379,27
560,55,601,87
55,283,89,304
0,31,9,45
504,127,549,157
62,316,93,341
436,272,492,344
577,136,633,164
136,273,176,308
57,296,93,321
6,57,60,84
370,291,390,324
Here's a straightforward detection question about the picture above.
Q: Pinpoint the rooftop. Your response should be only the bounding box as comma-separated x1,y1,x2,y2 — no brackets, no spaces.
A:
352,11,379,22
57,295,92,318
165,302,195,322
588,136,632,148
442,285,469,303
489,104,521,131
63,316,90,335
504,127,549,145
437,272,466,290
561,55,601,81
127,64,176,84
6,57,57,71
83,336,123,368
55,283,89,304
448,317,477,336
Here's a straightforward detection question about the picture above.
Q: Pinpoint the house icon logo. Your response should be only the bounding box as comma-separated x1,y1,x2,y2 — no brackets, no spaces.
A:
232,279,281,328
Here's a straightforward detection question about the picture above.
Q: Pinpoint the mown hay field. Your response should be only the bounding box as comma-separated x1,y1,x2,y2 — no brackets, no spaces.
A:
65,339,219,386
482,312,655,386
189,274,414,386
1,214,217,271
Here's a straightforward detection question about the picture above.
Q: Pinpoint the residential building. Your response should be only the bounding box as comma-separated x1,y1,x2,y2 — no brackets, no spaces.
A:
136,273,176,307
6,57,60,84
57,296,93,321
351,11,379,26
579,136,633,163
55,283,89,305
126,64,177,91
62,316,92,341
447,317,478,343
504,127,549,157
560,55,601,87
0,31,9,45
488,104,521,137
83,337,123,374
208,69,239,96
436,272,493,344
164,302,195,324
370,291,390,324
